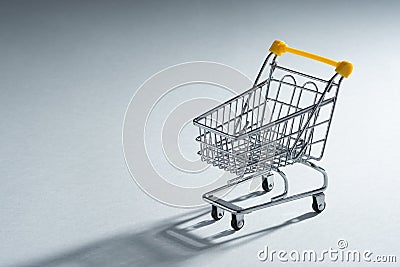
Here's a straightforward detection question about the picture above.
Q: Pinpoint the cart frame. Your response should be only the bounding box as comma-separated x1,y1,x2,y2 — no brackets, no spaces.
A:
193,40,353,230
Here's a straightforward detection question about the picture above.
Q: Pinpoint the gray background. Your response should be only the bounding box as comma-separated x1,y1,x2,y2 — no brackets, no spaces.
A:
1,0,399,266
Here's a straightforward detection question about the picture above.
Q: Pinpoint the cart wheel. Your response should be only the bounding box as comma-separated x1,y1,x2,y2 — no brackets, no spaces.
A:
211,205,224,221
261,174,274,192
231,214,244,231
312,193,326,213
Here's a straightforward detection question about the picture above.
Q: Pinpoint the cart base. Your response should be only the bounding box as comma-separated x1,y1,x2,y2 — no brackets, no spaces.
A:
202,160,328,230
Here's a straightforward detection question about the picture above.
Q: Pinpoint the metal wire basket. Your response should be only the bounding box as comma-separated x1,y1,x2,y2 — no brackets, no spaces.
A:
193,40,353,230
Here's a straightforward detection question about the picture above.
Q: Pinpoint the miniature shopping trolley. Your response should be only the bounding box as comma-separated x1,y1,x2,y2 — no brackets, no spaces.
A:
193,40,353,230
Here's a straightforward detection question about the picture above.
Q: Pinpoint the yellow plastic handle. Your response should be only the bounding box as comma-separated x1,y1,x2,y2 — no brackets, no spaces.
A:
269,40,353,78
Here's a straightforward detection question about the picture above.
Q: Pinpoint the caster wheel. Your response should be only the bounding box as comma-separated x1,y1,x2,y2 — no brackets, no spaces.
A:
312,193,326,213
231,214,244,231
211,205,224,221
262,175,274,192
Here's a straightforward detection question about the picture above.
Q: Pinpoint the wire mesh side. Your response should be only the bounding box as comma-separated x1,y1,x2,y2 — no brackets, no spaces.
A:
194,62,341,174
196,129,275,175
194,84,272,138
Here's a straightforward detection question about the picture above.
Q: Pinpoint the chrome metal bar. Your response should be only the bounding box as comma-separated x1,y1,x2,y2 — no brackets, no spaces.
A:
241,160,328,213
254,53,273,86
269,78,323,95
271,168,288,200
289,74,338,159
274,64,338,85
194,48,345,220
202,160,328,215
319,76,343,159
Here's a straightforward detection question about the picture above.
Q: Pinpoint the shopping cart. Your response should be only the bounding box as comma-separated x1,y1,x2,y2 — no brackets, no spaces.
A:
193,40,353,230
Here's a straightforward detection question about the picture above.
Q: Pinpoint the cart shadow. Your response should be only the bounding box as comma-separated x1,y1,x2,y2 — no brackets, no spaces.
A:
17,191,317,267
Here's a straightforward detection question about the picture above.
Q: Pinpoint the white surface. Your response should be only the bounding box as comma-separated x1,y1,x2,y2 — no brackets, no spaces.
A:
1,1,399,266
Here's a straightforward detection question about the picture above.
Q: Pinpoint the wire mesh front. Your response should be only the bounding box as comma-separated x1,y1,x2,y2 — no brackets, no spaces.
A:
195,130,276,176
194,60,341,175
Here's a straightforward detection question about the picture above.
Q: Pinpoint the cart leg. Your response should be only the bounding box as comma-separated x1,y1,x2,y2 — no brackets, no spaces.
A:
211,205,224,221
239,161,328,214
231,213,244,231
302,160,328,191
271,168,288,201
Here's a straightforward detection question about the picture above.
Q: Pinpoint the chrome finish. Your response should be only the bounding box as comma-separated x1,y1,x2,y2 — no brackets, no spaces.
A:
193,51,346,228
202,160,328,215
271,168,288,201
